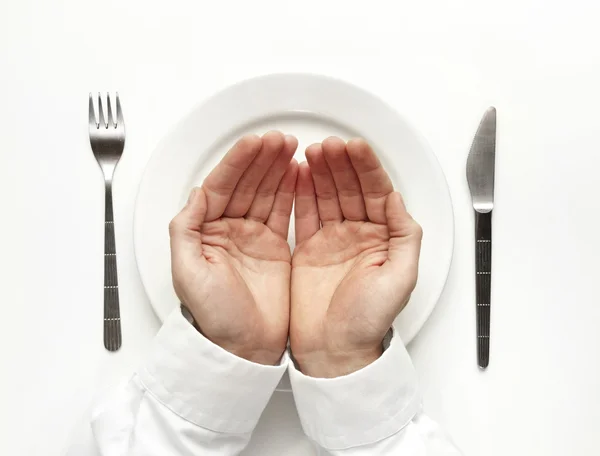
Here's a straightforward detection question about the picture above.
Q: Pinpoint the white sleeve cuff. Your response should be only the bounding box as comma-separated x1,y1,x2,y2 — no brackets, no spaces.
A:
288,327,422,450
137,309,288,434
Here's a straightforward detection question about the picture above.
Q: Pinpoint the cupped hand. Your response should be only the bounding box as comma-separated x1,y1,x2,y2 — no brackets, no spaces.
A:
169,132,298,365
291,137,423,377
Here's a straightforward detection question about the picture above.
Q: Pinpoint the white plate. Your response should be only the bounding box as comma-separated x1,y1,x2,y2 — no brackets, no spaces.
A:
134,73,454,363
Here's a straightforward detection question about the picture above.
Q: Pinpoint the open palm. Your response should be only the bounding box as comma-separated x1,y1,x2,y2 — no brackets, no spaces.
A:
291,138,422,377
169,132,298,365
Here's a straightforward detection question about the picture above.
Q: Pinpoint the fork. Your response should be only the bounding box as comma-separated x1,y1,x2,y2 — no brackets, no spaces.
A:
89,93,125,351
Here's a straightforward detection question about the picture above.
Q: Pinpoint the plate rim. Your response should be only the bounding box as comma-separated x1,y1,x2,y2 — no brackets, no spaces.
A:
133,72,455,345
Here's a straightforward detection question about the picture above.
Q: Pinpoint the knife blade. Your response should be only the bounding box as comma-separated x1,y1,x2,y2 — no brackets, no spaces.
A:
466,107,496,369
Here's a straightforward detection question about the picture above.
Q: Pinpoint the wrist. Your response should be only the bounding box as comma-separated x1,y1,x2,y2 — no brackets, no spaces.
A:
182,305,285,366
224,345,285,366
292,346,383,378
201,330,286,366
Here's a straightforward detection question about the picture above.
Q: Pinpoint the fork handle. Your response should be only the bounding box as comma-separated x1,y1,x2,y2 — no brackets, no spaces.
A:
104,182,122,351
475,210,492,368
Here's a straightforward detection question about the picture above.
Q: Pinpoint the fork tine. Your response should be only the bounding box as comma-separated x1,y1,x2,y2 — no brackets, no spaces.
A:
88,93,97,128
98,92,106,128
116,93,124,128
106,93,115,128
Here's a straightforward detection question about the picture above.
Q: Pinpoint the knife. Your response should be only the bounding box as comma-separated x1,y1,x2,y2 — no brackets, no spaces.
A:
466,107,496,369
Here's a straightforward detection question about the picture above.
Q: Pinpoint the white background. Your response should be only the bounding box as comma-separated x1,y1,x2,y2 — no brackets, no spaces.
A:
1,0,600,455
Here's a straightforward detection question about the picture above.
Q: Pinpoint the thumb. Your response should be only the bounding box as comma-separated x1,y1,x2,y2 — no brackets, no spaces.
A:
183,187,208,230
169,187,207,248
383,192,423,285
169,188,209,310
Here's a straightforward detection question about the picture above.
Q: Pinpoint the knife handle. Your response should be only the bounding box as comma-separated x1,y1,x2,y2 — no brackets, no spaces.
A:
475,210,492,368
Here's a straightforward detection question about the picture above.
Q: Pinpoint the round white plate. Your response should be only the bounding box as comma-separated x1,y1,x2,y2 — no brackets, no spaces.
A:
134,73,454,350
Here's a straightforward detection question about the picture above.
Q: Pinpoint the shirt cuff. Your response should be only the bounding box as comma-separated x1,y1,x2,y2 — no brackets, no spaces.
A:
137,308,288,434
288,327,422,450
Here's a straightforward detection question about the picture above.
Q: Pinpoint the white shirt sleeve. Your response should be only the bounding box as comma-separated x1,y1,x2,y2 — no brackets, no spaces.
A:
288,328,463,455
84,309,288,455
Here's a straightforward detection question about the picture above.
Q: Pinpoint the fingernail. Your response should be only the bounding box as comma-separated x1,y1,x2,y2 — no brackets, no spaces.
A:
187,188,197,205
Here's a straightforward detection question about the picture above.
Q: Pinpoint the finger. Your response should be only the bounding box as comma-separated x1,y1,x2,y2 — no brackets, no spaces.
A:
266,160,299,238
383,192,423,286
224,131,286,218
346,138,394,224
246,135,298,222
169,187,208,255
202,135,262,221
294,162,320,243
305,143,343,225
322,136,367,221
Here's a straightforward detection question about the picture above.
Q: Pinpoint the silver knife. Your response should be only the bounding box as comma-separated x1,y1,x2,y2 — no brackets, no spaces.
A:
466,107,496,369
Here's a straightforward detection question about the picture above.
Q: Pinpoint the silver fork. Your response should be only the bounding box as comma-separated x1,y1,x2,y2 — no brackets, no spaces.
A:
89,93,125,351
